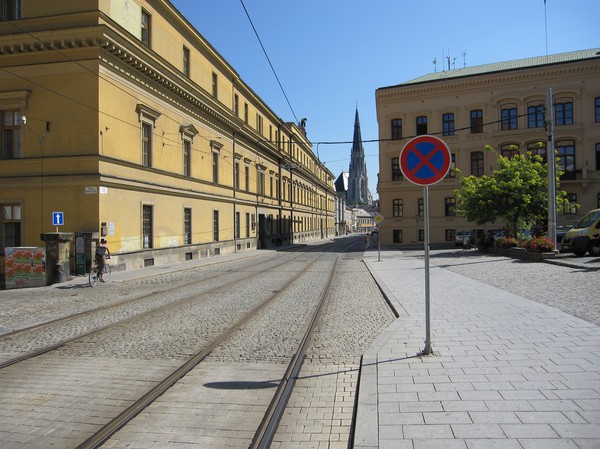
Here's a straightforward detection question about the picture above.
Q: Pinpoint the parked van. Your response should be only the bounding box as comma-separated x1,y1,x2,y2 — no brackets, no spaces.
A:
561,208,600,257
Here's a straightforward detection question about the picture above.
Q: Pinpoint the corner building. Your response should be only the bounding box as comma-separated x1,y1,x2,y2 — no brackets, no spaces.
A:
376,49,600,246
0,1,335,272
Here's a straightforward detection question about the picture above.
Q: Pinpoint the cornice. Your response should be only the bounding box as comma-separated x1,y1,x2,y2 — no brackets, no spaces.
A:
377,62,600,102
99,37,242,135
0,26,242,136
0,24,334,192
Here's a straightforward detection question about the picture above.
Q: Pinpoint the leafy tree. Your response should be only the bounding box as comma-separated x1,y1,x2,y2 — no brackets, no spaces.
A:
454,145,572,237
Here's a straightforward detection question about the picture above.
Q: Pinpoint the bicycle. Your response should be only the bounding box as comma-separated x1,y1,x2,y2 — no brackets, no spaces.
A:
89,259,112,287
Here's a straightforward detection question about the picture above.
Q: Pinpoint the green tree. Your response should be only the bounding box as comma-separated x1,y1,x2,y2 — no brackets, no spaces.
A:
454,145,572,237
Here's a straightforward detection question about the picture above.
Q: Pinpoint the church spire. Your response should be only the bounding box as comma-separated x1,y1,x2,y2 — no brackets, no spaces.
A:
351,107,364,157
347,107,370,206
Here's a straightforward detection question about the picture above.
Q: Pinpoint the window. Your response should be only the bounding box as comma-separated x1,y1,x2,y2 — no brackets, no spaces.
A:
447,153,456,178
595,97,600,123
391,157,402,181
471,151,484,177
445,229,456,242
528,142,547,163
418,198,424,217
391,119,403,140
257,166,266,196
392,229,402,243
141,10,151,46
142,205,153,249
213,210,219,242
136,104,160,168
212,151,219,184
180,124,197,177
501,144,519,159
212,72,218,99
1,110,22,160
564,193,577,215
501,104,518,130
445,198,456,216
184,208,192,244
527,102,544,128
142,122,152,167
596,143,600,171
442,113,455,136
470,109,483,133
234,94,239,117
245,164,250,191
244,103,248,123
416,116,427,135
183,140,191,176
256,113,263,134
234,160,240,190
235,212,240,239
392,199,403,217
1,0,21,20
556,141,576,180
1,204,21,247
246,212,251,237
182,46,190,77
555,99,573,126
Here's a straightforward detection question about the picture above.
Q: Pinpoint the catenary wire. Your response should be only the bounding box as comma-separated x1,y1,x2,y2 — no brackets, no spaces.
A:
239,0,299,124
0,19,550,168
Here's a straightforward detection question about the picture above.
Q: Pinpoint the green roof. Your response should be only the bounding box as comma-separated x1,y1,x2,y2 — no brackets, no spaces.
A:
380,48,600,89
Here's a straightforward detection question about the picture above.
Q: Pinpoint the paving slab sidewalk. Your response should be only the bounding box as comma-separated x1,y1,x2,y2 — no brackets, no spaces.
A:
354,250,600,449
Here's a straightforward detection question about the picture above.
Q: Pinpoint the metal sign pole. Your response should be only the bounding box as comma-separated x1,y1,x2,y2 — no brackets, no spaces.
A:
399,135,450,358
421,185,433,355
546,88,557,248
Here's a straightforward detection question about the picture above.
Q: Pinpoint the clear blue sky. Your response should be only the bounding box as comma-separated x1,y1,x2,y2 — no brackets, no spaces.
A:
169,0,599,200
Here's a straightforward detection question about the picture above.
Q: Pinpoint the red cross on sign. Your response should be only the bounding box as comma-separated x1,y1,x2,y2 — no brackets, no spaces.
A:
399,135,451,186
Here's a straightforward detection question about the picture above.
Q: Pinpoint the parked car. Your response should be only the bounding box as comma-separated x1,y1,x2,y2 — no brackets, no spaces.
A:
545,223,575,244
455,231,474,246
561,208,600,256
488,229,507,241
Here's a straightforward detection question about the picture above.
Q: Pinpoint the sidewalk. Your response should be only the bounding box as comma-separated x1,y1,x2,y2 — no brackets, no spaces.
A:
355,250,600,449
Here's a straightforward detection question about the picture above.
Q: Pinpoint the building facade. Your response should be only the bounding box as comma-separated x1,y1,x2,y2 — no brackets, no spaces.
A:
376,49,600,246
0,0,335,274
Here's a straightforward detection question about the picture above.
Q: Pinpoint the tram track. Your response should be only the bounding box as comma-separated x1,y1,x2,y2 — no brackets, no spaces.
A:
0,250,295,340
1,237,376,449
75,248,345,449
0,248,316,369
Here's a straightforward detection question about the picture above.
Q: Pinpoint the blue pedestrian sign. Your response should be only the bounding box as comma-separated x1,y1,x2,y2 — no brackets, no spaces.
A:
52,211,64,226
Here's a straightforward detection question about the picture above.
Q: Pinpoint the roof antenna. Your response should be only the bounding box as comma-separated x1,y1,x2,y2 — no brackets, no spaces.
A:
544,0,549,55
433,58,437,72
462,51,467,68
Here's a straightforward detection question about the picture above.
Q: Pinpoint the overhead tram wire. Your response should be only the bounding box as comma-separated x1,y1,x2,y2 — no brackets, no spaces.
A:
3,19,543,169
239,0,299,124
1,20,227,154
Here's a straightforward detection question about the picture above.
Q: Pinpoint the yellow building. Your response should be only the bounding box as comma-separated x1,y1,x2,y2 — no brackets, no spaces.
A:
0,0,335,276
376,49,600,246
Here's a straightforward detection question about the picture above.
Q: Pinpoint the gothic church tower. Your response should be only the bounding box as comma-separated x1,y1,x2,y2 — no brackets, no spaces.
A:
347,108,371,206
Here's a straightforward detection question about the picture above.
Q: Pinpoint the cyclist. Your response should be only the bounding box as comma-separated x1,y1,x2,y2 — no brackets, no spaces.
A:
95,238,111,280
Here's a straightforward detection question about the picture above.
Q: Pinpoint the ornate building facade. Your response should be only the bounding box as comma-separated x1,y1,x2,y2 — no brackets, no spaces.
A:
0,0,335,275
376,49,600,246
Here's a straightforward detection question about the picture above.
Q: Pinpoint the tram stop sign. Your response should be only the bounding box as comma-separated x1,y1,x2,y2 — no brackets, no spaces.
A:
400,135,451,186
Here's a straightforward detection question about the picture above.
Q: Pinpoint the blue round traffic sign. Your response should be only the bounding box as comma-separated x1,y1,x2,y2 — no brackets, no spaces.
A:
400,135,451,186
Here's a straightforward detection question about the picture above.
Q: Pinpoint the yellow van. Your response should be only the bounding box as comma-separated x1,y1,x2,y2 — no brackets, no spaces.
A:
561,208,600,257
